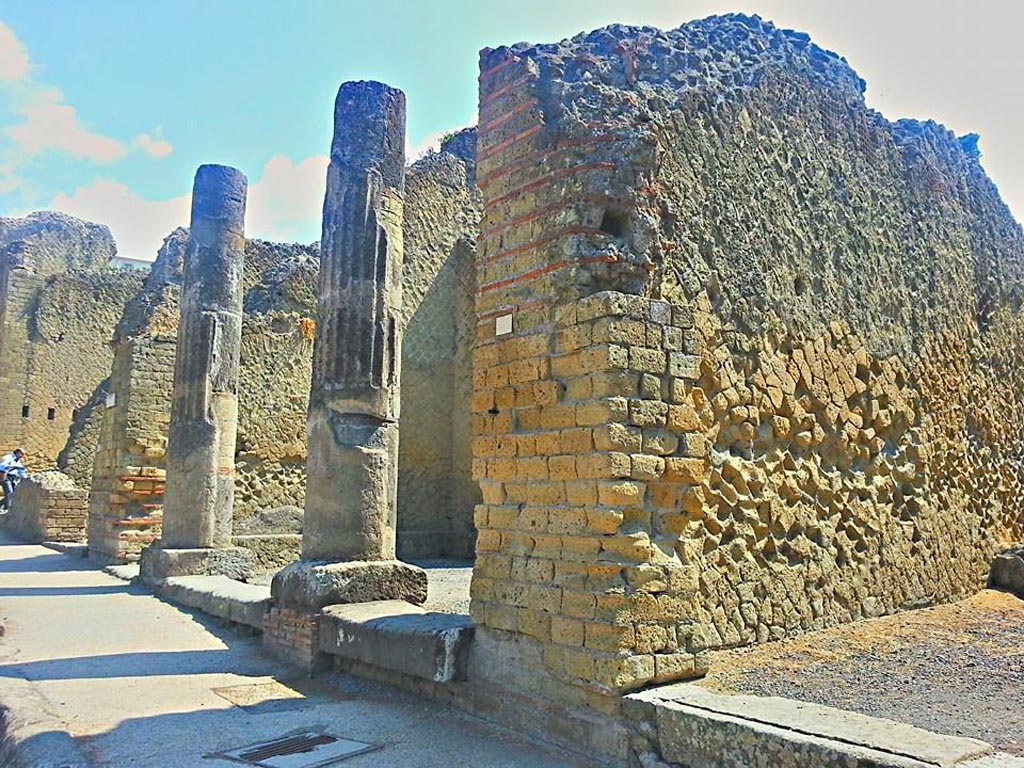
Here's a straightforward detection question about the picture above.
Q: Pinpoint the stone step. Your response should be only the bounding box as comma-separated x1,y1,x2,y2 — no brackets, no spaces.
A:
318,600,474,683
625,685,995,768
42,541,88,557
154,575,270,629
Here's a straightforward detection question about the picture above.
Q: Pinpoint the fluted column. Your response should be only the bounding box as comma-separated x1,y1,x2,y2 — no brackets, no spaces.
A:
303,81,406,562
269,82,425,619
141,164,255,582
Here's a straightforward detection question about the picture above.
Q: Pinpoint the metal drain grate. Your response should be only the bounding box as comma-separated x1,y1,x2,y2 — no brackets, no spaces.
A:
210,731,381,767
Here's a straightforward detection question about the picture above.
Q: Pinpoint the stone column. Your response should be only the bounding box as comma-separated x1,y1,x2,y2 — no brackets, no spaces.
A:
304,80,406,562
141,164,255,581
270,82,425,618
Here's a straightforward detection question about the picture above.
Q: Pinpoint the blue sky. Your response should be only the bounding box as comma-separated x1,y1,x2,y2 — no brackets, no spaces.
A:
1,0,1021,259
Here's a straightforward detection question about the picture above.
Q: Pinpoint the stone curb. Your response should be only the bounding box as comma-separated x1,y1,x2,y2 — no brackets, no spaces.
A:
148,575,271,629
0,674,91,768
101,563,139,582
39,542,88,558
625,685,1002,768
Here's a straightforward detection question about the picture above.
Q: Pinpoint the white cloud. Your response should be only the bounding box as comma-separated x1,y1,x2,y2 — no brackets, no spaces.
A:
0,22,30,83
133,133,174,159
47,153,328,260
50,180,190,260
0,159,17,194
407,130,447,162
0,25,171,169
7,87,126,163
246,154,327,243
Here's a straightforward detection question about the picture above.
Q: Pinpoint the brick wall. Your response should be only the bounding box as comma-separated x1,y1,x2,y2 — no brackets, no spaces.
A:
261,607,327,672
465,51,669,758
87,337,171,562
7,471,89,543
0,265,44,454
0,215,142,470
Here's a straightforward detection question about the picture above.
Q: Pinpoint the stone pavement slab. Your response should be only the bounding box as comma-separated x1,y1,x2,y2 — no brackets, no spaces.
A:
629,684,992,768
0,533,589,767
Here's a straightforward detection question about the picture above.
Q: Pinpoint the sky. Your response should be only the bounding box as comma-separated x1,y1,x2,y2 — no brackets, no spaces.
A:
0,0,1021,260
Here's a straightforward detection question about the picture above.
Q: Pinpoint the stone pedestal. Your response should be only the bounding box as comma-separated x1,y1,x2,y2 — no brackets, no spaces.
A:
271,559,426,612
139,543,256,582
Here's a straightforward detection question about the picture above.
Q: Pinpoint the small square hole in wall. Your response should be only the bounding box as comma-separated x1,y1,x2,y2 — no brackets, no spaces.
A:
47,407,56,421
21,405,29,418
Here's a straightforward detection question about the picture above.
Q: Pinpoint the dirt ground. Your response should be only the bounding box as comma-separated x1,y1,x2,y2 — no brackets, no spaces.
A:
697,589,1024,756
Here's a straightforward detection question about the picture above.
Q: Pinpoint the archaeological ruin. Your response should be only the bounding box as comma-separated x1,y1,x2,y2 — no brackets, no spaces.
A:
0,131,481,568
0,13,1021,767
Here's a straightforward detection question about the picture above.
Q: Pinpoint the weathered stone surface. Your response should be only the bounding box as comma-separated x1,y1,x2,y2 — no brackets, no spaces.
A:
152,574,270,629
625,685,993,768
318,599,474,682
303,81,407,563
161,164,247,551
139,544,256,581
0,210,115,273
9,140,479,564
398,130,482,560
86,229,322,564
231,533,302,570
270,559,427,611
990,549,1024,597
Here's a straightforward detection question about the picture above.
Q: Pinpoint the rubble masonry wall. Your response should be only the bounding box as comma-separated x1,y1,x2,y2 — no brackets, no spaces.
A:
469,16,1024,759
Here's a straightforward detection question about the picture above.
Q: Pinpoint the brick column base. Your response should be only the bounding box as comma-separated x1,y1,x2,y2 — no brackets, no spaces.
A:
261,607,329,673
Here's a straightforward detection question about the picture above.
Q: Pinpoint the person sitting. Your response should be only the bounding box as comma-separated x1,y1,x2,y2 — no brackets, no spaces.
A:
0,448,26,511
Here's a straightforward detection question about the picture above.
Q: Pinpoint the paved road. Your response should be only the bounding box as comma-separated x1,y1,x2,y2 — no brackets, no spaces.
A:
0,532,588,767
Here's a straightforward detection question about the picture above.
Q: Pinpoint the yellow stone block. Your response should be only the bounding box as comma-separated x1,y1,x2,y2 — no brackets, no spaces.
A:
585,506,624,534
597,480,646,507
551,616,585,646
584,622,636,653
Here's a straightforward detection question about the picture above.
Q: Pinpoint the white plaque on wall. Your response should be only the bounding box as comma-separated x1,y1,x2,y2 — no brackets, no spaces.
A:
495,313,513,337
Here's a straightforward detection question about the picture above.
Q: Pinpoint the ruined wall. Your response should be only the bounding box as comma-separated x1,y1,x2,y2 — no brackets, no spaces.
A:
235,241,319,528
86,137,482,564
0,213,142,468
87,231,182,561
56,380,111,487
399,129,483,559
88,230,320,563
469,15,1024,760
6,470,89,543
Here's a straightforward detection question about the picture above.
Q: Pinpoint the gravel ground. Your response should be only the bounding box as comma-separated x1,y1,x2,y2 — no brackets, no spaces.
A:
698,589,1024,756
415,560,473,615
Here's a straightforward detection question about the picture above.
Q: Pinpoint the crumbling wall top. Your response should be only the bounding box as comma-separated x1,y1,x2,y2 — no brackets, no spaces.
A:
0,211,116,275
484,15,864,120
